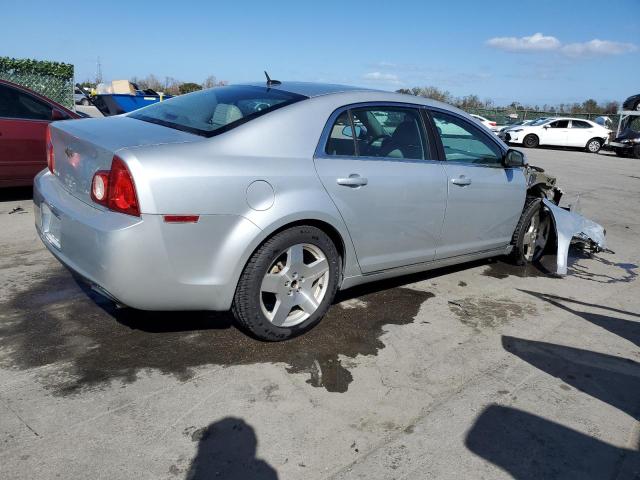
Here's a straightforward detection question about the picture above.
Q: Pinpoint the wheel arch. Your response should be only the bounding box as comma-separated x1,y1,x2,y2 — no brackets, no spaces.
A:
239,211,361,288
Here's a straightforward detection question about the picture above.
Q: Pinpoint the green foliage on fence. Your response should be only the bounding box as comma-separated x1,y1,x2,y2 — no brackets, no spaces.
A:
0,56,74,109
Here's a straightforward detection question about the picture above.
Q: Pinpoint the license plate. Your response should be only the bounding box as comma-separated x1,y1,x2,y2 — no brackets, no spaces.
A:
41,203,61,250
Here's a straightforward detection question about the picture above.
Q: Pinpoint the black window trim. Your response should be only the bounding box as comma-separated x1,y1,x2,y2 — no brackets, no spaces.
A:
315,101,439,163
424,106,510,168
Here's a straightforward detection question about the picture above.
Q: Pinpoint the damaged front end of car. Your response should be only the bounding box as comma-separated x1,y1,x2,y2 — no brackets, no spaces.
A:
523,164,607,275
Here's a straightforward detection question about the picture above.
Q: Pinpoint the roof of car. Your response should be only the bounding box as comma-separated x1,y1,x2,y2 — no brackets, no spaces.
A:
245,81,378,98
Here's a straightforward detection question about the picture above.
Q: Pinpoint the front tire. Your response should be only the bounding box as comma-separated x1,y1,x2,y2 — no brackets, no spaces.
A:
232,225,341,341
511,198,552,265
523,134,539,148
585,138,602,153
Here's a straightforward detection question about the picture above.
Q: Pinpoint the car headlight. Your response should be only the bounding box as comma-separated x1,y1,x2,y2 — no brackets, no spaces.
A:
620,138,640,144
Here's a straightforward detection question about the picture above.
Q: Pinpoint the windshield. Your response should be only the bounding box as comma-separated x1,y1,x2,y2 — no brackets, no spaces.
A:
129,85,307,137
530,118,550,126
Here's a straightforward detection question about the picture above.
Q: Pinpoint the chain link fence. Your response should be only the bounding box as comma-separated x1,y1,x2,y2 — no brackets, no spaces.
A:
0,57,74,109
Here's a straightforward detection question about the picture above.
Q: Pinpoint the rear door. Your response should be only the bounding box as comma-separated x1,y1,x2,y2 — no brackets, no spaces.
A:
567,119,593,147
541,119,569,146
428,109,526,259
0,84,52,185
314,104,447,273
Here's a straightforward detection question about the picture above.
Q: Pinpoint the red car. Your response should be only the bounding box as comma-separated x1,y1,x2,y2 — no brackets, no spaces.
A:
0,79,79,187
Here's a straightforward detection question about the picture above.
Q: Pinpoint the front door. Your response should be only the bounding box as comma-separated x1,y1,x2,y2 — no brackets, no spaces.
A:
541,119,569,146
314,105,447,273
428,109,526,259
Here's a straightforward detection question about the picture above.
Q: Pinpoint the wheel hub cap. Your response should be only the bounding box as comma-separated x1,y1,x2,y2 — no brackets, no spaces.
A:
260,243,330,327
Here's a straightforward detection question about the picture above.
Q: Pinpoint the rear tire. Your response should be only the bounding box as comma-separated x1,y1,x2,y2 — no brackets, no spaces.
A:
510,197,552,265
585,138,602,153
232,225,341,341
523,134,539,148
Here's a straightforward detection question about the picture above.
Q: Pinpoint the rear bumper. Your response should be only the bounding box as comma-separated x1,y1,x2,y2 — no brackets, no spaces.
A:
34,170,261,311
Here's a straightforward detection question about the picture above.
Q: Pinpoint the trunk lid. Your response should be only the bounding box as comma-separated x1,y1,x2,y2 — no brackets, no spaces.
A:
50,116,200,206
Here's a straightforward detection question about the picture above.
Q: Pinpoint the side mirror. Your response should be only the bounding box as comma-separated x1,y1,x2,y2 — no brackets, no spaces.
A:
504,149,525,167
51,109,68,121
342,125,363,138
543,125,549,129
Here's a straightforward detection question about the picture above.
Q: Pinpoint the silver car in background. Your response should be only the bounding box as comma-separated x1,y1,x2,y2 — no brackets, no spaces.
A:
35,81,550,341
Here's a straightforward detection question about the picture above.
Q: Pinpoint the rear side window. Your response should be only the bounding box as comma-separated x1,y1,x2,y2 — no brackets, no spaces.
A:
129,85,307,137
430,111,502,165
550,120,569,128
0,84,52,120
325,106,427,160
571,120,591,129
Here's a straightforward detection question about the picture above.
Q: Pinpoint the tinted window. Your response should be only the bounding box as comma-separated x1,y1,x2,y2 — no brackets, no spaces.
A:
550,120,569,128
571,120,591,129
325,111,356,156
350,107,426,160
0,84,52,120
129,85,306,137
431,111,502,165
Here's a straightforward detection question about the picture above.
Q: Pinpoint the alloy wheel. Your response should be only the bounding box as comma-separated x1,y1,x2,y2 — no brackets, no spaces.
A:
260,243,330,327
522,211,551,262
588,140,601,153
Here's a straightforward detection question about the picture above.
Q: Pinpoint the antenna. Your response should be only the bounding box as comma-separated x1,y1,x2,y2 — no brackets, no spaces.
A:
264,71,281,86
96,56,103,84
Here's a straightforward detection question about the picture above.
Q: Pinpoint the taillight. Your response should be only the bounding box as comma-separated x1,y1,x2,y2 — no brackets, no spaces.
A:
489,121,497,126
90,156,140,217
46,126,54,173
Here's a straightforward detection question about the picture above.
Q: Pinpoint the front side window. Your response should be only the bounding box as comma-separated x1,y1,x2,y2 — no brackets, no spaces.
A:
571,120,591,129
129,85,307,137
550,120,569,128
0,85,52,120
430,111,502,165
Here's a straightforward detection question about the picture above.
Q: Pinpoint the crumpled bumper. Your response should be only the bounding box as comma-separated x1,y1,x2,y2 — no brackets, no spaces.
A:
542,199,607,275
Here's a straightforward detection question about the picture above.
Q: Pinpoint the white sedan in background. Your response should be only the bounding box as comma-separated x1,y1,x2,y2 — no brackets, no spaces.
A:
499,117,611,153
470,114,498,132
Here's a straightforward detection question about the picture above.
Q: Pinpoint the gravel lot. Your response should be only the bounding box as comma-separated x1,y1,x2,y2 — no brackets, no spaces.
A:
0,148,638,479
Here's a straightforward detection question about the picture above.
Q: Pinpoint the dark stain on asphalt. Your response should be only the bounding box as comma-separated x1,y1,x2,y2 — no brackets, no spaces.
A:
0,268,433,395
482,256,557,279
448,297,537,331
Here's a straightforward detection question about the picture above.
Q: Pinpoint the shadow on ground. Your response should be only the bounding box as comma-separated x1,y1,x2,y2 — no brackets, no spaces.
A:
466,288,640,479
0,186,33,203
466,405,640,479
181,417,278,480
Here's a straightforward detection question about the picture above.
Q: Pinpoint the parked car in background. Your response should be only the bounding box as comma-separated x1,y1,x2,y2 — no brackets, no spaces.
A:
622,93,640,111
74,87,90,106
470,113,498,131
0,79,79,187
499,119,538,133
499,117,610,153
610,114,640,158
35,81,569,341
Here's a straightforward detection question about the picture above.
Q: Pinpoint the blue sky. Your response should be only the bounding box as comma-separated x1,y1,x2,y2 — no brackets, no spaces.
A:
2,0,638,105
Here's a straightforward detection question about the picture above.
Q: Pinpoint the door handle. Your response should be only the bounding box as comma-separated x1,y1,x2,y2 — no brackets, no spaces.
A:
451,176,472,186
337,174,368,187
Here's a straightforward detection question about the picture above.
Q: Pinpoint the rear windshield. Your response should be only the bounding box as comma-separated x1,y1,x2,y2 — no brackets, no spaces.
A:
129,85,307,137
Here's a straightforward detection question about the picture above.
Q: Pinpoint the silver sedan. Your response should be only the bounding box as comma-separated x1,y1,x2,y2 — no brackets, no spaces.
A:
35,81,548,341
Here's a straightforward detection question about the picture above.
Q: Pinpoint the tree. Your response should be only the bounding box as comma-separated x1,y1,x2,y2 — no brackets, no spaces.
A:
179,82,202,94
202,75,228,89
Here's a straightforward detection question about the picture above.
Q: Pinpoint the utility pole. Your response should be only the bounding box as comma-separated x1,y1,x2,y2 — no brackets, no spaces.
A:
96,57,103,84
